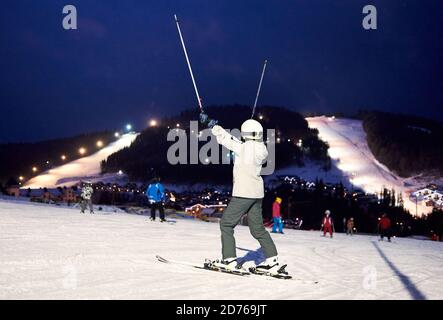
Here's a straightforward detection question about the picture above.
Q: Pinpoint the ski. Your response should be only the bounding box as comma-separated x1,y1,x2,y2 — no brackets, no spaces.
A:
156,255,317,282
248,264,292,280
148,219,176,224
156,255,249,277
248,266,319,283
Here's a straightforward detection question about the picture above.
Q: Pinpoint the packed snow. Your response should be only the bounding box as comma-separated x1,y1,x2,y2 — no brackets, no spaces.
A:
24,133,138,189
1,200,442,300
306,116,439,216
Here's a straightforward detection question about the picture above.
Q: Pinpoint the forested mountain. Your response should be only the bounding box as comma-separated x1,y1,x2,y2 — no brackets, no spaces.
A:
101,105,330,183
0,132,117,183
362,111,443,177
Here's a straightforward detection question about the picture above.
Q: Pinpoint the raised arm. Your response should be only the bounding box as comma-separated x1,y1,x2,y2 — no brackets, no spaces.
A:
211,125,242,154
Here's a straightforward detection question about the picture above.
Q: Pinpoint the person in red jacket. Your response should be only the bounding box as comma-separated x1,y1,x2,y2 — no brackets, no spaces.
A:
321,210,334,238
271,197,284,234
378,213,392,242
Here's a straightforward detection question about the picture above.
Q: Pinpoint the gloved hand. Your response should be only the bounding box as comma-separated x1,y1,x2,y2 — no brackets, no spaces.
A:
199,112,218,128
207,119,218,128
199,112,209,125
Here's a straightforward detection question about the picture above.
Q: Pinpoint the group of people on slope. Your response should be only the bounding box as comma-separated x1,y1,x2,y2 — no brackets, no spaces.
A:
78,178,166,221
319,209,392,241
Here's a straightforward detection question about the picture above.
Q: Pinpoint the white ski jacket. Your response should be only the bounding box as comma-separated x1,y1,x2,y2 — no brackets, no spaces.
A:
211,125,268,199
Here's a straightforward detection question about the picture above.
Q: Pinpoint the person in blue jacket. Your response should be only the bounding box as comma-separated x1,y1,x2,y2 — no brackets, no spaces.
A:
146,177,166,222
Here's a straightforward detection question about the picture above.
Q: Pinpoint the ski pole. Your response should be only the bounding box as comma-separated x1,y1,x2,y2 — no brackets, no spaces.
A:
251,59,268,118
174,14,204,113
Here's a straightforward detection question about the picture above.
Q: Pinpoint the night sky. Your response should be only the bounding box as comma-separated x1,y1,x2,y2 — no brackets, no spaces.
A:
1,0,442,143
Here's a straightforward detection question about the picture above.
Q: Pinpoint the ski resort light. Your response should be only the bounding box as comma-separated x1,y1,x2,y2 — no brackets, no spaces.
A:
96,140,104,148
46,160,50,164
19,176,24,181
78,147,86,155
126,124,132,131
114,132,120,138
32,167,38,173
61,155,67,161
118,170,123,175
297,139,303,147
259,114,264,120
149,119,158,127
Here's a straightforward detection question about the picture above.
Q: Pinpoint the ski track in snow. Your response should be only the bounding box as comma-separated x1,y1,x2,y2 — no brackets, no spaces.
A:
1,200,442,299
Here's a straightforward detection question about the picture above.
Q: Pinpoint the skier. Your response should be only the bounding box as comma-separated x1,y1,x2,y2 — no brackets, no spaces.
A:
378,213,391,242
200,112,285,276
271,197,284,234
321,210,334,238
80,181,94,214
146,177,166,222
346,217,355,236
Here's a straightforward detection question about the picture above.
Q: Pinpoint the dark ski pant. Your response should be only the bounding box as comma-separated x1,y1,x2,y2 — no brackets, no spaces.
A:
324,225,333,237
151,202,165,220
380,229,391,241
220,197,278,260
272,217,283,233
80,199,93,213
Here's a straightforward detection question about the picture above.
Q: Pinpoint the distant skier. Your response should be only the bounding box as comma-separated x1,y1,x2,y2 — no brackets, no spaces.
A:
200,112,285,276
378,213,391,242
271,197,284,234
80,181,94,214
343,217,347,233
146,177,166,222
321,210,334,238
346,217,355,236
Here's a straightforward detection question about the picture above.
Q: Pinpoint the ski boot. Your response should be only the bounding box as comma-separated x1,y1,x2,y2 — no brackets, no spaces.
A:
206,258,249,275
149,217,155,222
250,256,292,279
160,218,167,223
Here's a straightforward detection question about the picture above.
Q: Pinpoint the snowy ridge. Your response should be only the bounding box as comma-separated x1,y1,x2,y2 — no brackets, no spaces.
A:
23,133,138,189
305,116,438,216
0,200,442,299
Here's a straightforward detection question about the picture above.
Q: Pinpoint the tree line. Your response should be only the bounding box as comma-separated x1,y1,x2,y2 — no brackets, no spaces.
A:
361,111,443,177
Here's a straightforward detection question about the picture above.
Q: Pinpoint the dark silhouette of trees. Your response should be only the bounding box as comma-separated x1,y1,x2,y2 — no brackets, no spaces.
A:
361,111,443,177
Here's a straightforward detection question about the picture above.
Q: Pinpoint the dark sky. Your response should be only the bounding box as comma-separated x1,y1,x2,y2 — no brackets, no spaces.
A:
1,0,443,143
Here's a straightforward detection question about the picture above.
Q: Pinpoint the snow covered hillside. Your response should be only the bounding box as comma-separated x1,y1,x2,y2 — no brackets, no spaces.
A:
1,200,442,300
306,116,439,216
23,133,138,189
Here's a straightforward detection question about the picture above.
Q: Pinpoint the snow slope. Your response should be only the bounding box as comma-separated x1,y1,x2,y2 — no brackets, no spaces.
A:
24,133,138,189
306,116,436,216
1,200,442,300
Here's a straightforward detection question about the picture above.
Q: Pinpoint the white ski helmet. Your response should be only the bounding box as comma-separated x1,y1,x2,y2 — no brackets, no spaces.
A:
241,119,263,141
325,210,331,215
